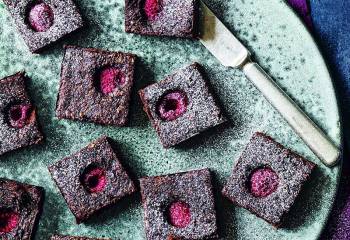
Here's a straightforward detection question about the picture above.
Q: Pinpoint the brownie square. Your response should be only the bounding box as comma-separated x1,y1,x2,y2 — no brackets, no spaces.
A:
0,178,44,238
0,72,43,156
140,169,218,240
51,235,111,240
139,63,226,148
3,0,83,53
56,45,137,126
125,0,199,38
222,132,316,227
48,136,136,223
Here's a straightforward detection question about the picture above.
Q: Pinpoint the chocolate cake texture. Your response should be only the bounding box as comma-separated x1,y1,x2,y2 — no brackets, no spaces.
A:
140,168,218,239
139,62,226,148
48,136,136,223
56,45,137,126
3,0,83,53
0,178,44,238
0,72,43,156
222,132,316,227
125,0,199,38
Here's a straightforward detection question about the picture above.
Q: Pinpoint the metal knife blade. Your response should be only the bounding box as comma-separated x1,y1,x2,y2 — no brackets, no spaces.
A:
198,0,340,166
199,1,250,68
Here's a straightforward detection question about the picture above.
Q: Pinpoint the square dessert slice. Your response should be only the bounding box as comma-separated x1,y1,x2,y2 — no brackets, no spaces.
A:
140,169,218,240
56,45,137,126
48,136,136,223
51,235,111,240
139,62,226,148
3,0,83,53
0,72,43,156
0,178,44,238
125,0,199,38
222,132,316,227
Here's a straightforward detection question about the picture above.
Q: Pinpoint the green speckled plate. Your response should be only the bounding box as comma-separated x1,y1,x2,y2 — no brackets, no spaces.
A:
0,0,342,239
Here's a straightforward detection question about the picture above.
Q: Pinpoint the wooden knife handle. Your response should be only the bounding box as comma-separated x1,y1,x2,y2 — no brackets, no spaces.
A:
242,61,340,166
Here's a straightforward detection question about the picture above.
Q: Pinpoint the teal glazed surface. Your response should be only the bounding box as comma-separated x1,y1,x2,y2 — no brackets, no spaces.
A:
0,0,341,239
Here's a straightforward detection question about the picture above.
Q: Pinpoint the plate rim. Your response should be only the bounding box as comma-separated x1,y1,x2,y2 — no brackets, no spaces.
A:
278,1,344,238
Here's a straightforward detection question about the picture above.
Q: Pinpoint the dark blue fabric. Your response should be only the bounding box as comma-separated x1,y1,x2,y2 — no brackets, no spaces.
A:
309,1,350,239
311,1,350,129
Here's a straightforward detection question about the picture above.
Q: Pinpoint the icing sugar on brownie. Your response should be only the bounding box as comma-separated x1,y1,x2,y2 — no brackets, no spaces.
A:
56,46,137,126
48,136,136,223
0,72,43,156
140,169,218,239
3,0,83,53
139,62,226,148
125,0,199,38
0,178,44,238
222,132,315,227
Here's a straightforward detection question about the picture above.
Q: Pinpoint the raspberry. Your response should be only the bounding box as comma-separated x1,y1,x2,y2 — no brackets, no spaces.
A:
249,168,279,198
98,67,125,95
167,201,191,228
9,104,32,129
157,91,187,121
81,166,107,193
144,0,161,20
28,3,54,32
0,210,19,233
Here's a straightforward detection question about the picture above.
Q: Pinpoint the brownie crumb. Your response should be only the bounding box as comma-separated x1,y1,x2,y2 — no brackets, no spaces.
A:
222,132,315,227
140,168,218,239
139,63,226,148
125,0,199,38
3,0,84,53
0,72,43,156
48,136,136,223
56,46,137,126
0,178,44,238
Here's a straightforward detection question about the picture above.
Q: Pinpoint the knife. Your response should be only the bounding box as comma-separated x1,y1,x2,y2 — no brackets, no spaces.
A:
198,1,340,166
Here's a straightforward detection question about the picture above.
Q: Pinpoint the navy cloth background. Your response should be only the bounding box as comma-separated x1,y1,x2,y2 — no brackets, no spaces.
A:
308,1,350,239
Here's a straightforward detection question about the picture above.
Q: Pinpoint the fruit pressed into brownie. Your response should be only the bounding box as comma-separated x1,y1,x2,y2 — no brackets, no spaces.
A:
139,168,218,239
222,132,315,227
0,178,44,238
125,0,199,38
3,0,83,53
56,46,137,126
0,72,43,156
48,136,136,223
139,62,226,148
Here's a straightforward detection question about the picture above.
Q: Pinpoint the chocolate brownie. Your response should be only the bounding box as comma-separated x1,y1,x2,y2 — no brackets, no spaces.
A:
3,0,83,53
139,63,226,148
125,0,199,38
0,178,44,238
56,45,137,126
222,132,316,227
0,72,43,156
51,235,111,240
48,136,136,223
140,169,218,240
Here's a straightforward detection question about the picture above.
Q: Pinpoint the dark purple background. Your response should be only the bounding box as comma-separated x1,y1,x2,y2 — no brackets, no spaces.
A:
287,0,350,239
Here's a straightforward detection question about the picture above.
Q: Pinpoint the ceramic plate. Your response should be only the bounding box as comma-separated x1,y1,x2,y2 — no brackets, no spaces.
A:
0,0,342,239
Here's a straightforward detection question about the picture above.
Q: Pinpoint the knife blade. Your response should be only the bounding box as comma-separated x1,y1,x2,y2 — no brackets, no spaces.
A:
198,0,340,166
